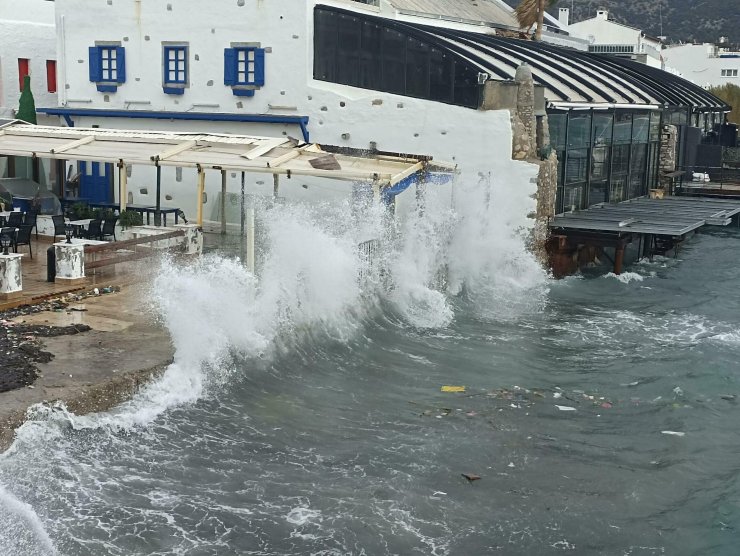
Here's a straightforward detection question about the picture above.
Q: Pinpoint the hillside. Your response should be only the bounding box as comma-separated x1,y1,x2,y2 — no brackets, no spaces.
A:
502,0,739,44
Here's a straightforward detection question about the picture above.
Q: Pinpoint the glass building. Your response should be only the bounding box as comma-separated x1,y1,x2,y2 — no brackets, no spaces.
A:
313,5,729,213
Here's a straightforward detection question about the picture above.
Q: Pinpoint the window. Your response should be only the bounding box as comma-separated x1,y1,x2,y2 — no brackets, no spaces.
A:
163,45,188,94
88,45,126,92
46,60,57,93
721,69,738,77
224,46,265,97
18,58,29,91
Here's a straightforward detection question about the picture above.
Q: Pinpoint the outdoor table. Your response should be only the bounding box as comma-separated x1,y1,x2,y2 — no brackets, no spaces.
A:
66,218,93,238
125,205,181,226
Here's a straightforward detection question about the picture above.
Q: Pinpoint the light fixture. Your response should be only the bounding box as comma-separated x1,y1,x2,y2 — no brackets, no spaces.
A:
65,224,74,244
0,234,11,256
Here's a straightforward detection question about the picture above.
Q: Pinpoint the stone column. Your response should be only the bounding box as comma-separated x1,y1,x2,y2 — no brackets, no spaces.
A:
55,242,86,284
174,223,203,255
0,253,23,300
512,64,537,160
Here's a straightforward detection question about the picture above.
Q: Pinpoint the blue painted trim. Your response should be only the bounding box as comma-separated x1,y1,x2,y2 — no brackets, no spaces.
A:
37,107,311,142
96,84,118,93
381,171,453,203
232,89,255,97
62,115,74,127
162,86,185,95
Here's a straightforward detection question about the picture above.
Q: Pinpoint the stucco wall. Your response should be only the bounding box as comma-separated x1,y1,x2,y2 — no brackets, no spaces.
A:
663,44,740,88
56,0,538,231
0,0,57,119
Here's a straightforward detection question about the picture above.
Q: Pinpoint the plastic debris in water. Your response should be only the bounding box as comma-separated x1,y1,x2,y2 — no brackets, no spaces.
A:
441,385,465,393
461,473,481,482
661,430,685,437
555,405,577,411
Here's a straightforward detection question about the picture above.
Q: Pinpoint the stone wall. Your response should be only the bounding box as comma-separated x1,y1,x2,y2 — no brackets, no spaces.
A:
659,124,679,190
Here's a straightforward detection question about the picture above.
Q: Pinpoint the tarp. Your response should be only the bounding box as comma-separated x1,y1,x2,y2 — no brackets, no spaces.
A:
0,177,62,215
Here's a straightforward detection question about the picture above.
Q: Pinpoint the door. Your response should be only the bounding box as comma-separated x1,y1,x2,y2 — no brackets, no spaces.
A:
79,161,113,204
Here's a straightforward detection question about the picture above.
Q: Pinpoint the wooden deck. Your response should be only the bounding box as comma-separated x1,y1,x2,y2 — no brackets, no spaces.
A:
0,236,138,312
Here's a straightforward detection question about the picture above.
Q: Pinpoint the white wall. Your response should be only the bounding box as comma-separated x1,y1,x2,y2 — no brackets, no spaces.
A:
0,0,57,119
663,43,740,88
568,13,641,46
55,0,538,230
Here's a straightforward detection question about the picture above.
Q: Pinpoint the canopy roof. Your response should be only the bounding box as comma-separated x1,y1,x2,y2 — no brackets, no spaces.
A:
0,121,443,186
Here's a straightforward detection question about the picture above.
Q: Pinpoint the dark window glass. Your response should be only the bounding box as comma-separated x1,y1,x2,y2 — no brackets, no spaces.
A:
589,180,608,205
632,114,650,143
649,111,661,142
630,144,647,176
549,113,567,150
591,146,610,180
610,176,627,203
563,183,587,212
565,148,588,184
453,61,479,108
406,37,429,98
567,113,592,148
360,22,382,89
314,9,337,81
613,112,632,144
336,14,361,86
382,27,406,94
592,113,613,146
646,143,659,188
429,47,453,103
611,144,630,175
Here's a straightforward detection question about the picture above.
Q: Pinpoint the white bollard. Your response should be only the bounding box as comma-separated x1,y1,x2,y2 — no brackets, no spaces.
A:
0,253,23,300
55,241,86,284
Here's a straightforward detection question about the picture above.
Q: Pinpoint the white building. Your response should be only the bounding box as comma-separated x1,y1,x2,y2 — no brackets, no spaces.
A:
662,42,740,89
47,0,544,226
0,0,57,120
564,9,664,69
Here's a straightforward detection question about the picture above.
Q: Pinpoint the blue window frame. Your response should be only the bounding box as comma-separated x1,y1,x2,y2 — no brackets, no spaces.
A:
224,46,265,97
88,45,125,93
163,45,188,94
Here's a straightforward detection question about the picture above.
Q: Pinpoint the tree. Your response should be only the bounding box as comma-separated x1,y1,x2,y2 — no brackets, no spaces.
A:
515,0,559,41
708,84,740,125
16,75,37,124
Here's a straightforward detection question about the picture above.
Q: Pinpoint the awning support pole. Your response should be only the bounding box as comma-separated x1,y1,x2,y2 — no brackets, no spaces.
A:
614,243,625,275
196,166,205,227
240,171,246,237
118,159,128,211
154,161,162,226
246,206,255,274
221,169,227,235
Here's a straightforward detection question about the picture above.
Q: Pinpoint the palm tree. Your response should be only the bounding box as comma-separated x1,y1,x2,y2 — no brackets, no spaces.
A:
515,0,559,41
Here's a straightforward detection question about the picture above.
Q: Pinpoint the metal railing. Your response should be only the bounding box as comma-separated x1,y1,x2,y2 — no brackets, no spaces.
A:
673,165,740,196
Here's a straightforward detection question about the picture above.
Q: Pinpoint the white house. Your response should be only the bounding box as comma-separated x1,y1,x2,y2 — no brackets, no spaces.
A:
0,0,57,120
662,41,740,89
565,9,664,69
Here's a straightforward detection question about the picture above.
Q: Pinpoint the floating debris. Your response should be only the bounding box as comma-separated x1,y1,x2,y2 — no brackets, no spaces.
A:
661,430,686,437
555,405,577,412
461,473,481,482
441,385,466,393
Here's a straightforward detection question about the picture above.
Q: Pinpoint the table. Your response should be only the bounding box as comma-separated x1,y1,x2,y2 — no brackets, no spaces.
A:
66,218,93,238
125,205,181,226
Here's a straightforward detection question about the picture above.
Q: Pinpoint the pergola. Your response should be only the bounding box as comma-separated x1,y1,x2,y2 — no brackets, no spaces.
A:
0,121,443,226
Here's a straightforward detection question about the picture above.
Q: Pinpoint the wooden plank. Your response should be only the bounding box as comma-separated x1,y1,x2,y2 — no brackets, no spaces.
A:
241,138,289,160
50,135,95,154
84,230,184,253
153,140,196,161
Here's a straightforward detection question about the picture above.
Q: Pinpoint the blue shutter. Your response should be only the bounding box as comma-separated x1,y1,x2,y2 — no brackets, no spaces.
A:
254,48,265,86
88,46,102,82
116,46,126,83
224,48,237,86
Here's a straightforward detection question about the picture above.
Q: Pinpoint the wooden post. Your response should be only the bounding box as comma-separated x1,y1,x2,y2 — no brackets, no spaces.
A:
273,173,279,199
196,167,205,227
118,160,128,211
614,244,625,275
221,169,227,235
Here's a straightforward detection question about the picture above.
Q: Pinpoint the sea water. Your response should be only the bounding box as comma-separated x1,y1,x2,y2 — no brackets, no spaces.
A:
1,193,740,555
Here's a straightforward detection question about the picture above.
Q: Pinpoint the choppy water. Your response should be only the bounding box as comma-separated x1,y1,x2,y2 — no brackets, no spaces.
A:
2,197,740,555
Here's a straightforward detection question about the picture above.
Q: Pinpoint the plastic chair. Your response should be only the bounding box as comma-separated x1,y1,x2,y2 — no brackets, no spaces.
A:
7,212,24,227
85,220,103,240
13,224,33,258
24,211,38,240
100,217,118,241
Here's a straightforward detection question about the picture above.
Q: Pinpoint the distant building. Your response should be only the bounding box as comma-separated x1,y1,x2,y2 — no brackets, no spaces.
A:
564,8,664,69
663,41,740,89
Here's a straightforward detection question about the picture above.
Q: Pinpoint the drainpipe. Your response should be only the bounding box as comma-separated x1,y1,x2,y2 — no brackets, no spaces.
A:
154,160,162,226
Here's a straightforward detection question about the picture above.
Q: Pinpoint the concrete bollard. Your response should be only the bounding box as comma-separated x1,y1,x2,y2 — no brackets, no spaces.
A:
54,242,86,284
174,223,203,255
0,253,23,300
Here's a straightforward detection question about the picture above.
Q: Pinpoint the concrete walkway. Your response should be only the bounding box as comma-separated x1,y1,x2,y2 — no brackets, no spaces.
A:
0,284,174,451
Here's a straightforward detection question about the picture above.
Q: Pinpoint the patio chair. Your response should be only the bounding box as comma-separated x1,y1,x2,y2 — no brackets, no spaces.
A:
7,211,24,227
52,215,66,242
24,211,38,240
85,219,103,240
100,216,118,241
13,224,33,259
